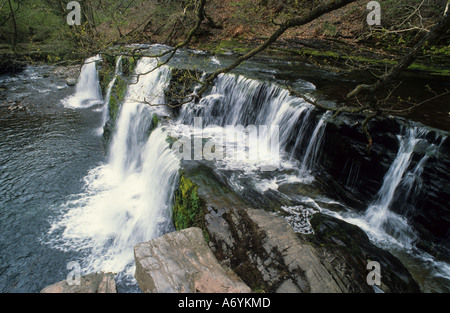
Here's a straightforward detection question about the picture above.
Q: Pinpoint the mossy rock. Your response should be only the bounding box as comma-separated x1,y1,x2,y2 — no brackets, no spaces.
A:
172,172,209,242
165,68,203,108
145,113,160,139
108,76,128,122
98,56,116,95
121,56,138,77
102,75,128,147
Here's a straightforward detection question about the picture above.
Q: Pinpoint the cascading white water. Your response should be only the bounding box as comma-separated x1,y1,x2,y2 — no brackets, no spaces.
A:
362,127,427,247
48,57,178,283
109,57,171,175
64,55,103,109
299,111,331,174
178,73,324,174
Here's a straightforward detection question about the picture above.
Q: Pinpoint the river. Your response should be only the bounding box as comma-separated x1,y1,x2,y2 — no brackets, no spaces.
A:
0,46,449,292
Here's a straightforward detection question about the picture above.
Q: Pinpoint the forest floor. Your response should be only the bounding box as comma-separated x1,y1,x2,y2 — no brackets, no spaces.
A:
1,0,449,79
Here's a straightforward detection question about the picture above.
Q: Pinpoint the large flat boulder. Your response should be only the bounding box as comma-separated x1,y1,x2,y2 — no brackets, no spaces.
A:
134,227,251,293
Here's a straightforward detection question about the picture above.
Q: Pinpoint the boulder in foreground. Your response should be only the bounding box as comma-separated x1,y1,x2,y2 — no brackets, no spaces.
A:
134,227,251,293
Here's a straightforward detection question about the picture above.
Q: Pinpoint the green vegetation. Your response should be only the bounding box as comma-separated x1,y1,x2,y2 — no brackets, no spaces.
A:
165,68,203,105
98,54,139,124
121,56,138,77
0,0,150,63
151,114,159,128
172,173,209,242
145,113,160,139
172,175,201,230
213,39,251,54
1,0,448,72
108,76,127,122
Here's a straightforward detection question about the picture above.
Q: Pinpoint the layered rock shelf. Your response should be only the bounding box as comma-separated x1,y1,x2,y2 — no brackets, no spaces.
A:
130,161,420,293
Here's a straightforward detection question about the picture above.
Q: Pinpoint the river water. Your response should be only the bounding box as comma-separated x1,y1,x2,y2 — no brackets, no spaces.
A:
0,66,106,292
0,48,449,293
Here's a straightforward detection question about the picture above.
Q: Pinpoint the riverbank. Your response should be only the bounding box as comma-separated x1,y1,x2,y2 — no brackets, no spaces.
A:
2,0,450,80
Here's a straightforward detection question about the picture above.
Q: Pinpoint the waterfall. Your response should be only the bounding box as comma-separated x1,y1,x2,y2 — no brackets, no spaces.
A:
49,57,178,283
45,50,449,292
362,127,429,247
180,73,311,134
109,57,171,175
178,73,322,173
63,55,103,109
97,55,123,135
299,111,330,174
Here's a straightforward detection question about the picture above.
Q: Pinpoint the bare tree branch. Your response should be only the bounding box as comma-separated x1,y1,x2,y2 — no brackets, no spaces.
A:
347,7,450,101
195,0,358,98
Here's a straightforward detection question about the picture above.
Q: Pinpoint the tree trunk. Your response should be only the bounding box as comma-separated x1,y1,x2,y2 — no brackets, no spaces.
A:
7,0,18,51
348,4,450,100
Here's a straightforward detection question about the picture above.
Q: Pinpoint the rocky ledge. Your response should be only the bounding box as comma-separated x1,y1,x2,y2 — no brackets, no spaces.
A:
134,227,251,293
139,162,420,293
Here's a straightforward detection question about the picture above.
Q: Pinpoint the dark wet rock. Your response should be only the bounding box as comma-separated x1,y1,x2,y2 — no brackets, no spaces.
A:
290,111,450,260
0,53,25,76
299,213,421,293
311,114,401,211
177,162,421,293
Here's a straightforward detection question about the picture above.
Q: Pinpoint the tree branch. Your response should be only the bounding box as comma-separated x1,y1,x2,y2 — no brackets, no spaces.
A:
347,7,450,100
195,0,358,98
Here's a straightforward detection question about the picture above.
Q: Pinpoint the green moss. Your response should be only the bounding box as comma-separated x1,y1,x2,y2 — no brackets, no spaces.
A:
172,173,209,242
99,66,115,95
165,68,202,104
408,63,450,76
272,46,450,77
108,75,127,122
122,56,138,77
152,113,159,127
145,113,160,139
211,39,251,55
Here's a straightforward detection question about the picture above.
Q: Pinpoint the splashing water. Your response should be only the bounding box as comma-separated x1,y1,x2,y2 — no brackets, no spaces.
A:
48,58,179,286
63,55,103,109
363,127,428,248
